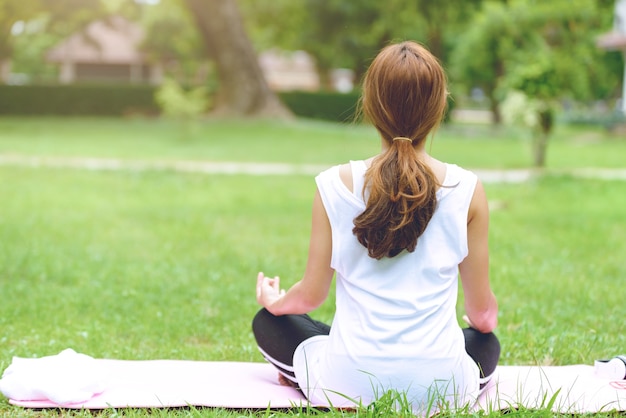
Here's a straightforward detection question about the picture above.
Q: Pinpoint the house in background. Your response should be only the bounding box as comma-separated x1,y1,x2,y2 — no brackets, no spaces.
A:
46,16,163,85
258,50,354,92
45,16,352,92
258,49,320,91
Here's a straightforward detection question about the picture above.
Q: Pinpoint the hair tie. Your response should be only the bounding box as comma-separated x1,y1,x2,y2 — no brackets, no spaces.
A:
392,136,413,143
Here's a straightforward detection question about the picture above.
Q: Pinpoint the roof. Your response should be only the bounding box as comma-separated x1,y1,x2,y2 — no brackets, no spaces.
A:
46,16,146,64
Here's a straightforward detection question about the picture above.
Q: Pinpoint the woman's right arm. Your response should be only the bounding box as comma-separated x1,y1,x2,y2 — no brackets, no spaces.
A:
458,179,498,333
256,189,335,316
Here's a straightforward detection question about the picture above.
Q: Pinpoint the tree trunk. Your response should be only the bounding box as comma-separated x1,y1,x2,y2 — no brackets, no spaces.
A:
532,108,554,167
426,28,445,63
487,91,502,125
533,131,548,167
183,0,291,118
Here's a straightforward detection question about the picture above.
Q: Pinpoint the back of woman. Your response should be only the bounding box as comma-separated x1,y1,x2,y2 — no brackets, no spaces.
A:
307,160,480,408
253,41,500,415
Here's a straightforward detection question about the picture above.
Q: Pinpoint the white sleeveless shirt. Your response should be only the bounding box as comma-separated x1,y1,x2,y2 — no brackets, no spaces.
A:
293,161,480,413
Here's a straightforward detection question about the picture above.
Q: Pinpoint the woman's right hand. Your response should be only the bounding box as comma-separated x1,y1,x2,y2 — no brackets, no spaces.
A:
256,272,285,309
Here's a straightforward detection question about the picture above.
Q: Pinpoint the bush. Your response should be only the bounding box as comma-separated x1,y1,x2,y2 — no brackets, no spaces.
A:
278,91,361,122
0,84,160,116
154,78,209,120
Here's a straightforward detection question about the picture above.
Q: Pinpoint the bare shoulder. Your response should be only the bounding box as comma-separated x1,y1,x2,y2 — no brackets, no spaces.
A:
468,179,488,223
338,163,352,192
425,155,447,184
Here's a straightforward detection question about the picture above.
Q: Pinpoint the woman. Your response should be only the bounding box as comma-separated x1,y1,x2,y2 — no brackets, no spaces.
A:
252,41,500,413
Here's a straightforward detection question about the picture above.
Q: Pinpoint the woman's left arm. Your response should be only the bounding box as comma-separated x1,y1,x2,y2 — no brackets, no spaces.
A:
256,189,335,315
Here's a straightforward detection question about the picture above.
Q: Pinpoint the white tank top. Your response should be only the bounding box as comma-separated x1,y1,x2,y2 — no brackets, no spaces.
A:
293,160,480,413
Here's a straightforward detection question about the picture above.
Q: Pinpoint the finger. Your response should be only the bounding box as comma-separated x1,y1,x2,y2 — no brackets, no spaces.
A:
256,272,265,301
272,276,280,291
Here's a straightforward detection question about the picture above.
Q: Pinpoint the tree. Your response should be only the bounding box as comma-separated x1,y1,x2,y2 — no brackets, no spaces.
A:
449,2,524,124
237,0,305,52
408,0,483,62
500,52,562,167
240,0,388,87
139,0,205,85
0,0,43,81
183,0,291,118
453,0,620,166
303,0,482,83
237,0,483,89
508,0,620,167
0,0,107,83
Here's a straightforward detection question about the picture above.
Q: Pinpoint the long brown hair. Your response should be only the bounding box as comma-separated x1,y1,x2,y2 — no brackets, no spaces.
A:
353,41,448,259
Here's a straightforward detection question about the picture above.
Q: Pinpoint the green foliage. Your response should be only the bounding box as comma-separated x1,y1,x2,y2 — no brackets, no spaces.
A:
450,0,620,104
42,0,108,38
154,77,210,140
0,0,46,58
449,1,514,110
278,91,361,122
500,91,543,130
237,0,307,52
500,89,555,165
154,78,209,120
504,54,560,100
239,0,482,80
9,17,59,81
518,0,608,101
139,0,207,82
0,84,159,115
0,0,108,64
450,0,620,166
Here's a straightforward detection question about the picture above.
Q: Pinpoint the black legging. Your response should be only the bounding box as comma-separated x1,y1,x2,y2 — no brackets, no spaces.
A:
462,327,501,387
252,308,500,388
252,308,331,384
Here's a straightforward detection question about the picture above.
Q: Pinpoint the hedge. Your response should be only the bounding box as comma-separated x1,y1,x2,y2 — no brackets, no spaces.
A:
0,84,160,116
278,91,361,122
0,84,361,121
0,85,453,122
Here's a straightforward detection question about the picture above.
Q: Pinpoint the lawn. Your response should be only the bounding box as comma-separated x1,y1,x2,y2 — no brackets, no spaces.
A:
1,116,626,169
0,117,625,417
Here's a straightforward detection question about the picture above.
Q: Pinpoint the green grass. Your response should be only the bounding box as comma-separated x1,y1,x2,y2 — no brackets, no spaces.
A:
484,176,626,365
1,117,625,417
1,116,626,169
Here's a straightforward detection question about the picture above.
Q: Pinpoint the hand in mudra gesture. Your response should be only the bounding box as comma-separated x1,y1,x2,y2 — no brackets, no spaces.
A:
256,272,285,309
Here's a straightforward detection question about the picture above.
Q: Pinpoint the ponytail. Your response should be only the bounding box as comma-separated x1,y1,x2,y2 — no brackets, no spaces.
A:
352,41,447,259
353,139,438,259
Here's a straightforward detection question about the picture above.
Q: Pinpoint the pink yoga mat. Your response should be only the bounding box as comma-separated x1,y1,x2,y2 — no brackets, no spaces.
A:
478,364,626,413
8,360,305,409
6,360,626,413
